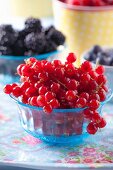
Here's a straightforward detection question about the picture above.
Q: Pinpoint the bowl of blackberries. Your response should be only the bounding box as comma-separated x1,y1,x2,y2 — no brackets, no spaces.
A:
82,45,113,96
0,17,65,84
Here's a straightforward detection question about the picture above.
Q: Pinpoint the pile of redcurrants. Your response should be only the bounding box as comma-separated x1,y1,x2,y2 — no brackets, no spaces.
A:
4,53,108,135
66,0,113,6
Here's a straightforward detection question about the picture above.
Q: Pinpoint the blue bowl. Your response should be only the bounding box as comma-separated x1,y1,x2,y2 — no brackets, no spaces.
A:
0,47,64,84
10,92,113,144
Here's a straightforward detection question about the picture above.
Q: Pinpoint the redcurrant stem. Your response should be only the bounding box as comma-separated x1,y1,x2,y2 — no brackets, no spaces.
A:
96,83,103,93
95,58,100,69
50,75,68,90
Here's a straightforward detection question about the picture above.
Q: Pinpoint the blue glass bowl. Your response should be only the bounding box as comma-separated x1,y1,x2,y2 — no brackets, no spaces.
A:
0,47,64,85
10,92,113,144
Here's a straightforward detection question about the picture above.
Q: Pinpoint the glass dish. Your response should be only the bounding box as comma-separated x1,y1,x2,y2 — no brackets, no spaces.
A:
10,92,113,144
0,46,64,84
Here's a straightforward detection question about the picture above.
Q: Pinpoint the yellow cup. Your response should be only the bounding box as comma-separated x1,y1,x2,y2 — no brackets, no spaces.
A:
53,0,113,65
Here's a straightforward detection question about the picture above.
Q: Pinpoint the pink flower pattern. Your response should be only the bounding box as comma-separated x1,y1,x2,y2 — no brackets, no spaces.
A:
21,135,42,146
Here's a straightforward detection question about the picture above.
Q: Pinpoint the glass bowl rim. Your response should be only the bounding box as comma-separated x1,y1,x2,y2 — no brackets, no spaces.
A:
81,46,113,69
10,91,113,113
0,45,65,61
54,0,113,11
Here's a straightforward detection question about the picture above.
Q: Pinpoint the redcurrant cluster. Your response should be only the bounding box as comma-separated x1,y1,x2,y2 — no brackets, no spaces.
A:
66,0,113,6
4,53,108,135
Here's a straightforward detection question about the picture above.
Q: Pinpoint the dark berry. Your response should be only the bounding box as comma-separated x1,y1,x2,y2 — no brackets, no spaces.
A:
25,17,42,33
25,32,46,54
0,46,13,55
47,27,65,46
43,38,57,53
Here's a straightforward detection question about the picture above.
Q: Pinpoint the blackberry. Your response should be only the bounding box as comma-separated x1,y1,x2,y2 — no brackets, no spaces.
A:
25,17,42,34
85,52,97,62
0,46,13,55
98,52,112,66
12,38,26,56
43,38,57,53
90,45,102,55
47,28,65,46
0,28,17,46
18,29,28,39
25,32,46,54
104,48,113,58
45,26,55,35
0,24,15,33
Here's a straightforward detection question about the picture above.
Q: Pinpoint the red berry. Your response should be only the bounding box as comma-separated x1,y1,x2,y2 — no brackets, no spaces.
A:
76,98,87,108
89,93,100,101
89,71,98,80
11,83,18,88
54,67,65,77
12,86,22,97
81,61,92,72
25,87,37,97
102,85,108,92
43,104,52,114
96,65,105,75
50,82,60,93
52,60,62,67
21,95,29,104
34,82,43,89
91,112,101,122
38,72,48,82
21,65,34,77
97,118,106,128
87,122,98,135
37,95,46,107
29,96,38,106
20,76,28,83
39,86,48,95
28,75,38,83
67,79,78,90
50,99,60,108
25,57,37,65
20,82,30,91
66,53,77,63
92,0,106,6
17,64,25,76
89,80,98,92
3,84,13,94
65,90,77,101
80,92,89,100
32,61,42,72
84,109,93,119
98,89,106,102
89,99,100,109
67,0,81,5
65,63,76,76
44,62,54,73
45,92,55,101
81,73,91,83
97,75,107,85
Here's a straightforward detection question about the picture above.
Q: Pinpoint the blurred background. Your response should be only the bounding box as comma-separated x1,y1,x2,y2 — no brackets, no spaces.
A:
0,0,53,28
0,0,53,19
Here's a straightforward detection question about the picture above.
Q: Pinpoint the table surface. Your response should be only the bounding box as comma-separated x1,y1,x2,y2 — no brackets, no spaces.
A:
0,85,113,170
